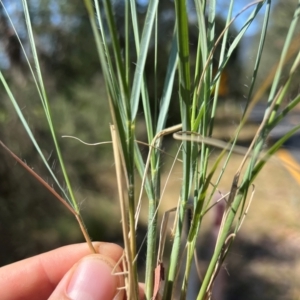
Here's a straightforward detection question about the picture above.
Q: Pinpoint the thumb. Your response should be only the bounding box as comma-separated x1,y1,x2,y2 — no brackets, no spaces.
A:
49,254,124,300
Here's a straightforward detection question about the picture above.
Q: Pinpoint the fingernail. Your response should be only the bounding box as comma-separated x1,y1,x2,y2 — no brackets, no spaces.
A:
67,256,117,300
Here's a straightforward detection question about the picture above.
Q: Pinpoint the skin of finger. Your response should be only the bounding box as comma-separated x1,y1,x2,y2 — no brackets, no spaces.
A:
0,242,123,300
138,283,145,300
48,254,125,300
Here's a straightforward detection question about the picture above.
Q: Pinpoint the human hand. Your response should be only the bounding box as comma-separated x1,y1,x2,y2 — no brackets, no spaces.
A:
0,242,127,300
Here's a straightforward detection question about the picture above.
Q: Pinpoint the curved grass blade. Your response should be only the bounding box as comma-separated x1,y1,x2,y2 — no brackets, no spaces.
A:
22,0,79,211
0,72,70,204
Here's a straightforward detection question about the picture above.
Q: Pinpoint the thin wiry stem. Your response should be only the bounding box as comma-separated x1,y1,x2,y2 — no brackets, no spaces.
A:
0,140,96,253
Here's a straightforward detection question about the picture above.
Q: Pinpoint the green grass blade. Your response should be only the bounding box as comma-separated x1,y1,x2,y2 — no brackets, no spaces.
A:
125,0,130,84
129,0,140,50
156,34,178,133
0,72,71,204
23,0,79,210
130,0,159,121
92,0,131,167
103,0,130,103
270,92,300,131
191,0,207,130
267,0,300,109
163,1,192,298
211,1,265,91
210,0,234,133
241,0,271,117
252,124,300,181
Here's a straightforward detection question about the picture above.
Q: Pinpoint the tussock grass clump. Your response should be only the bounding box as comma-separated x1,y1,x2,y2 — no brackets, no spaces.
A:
1,0,300,299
